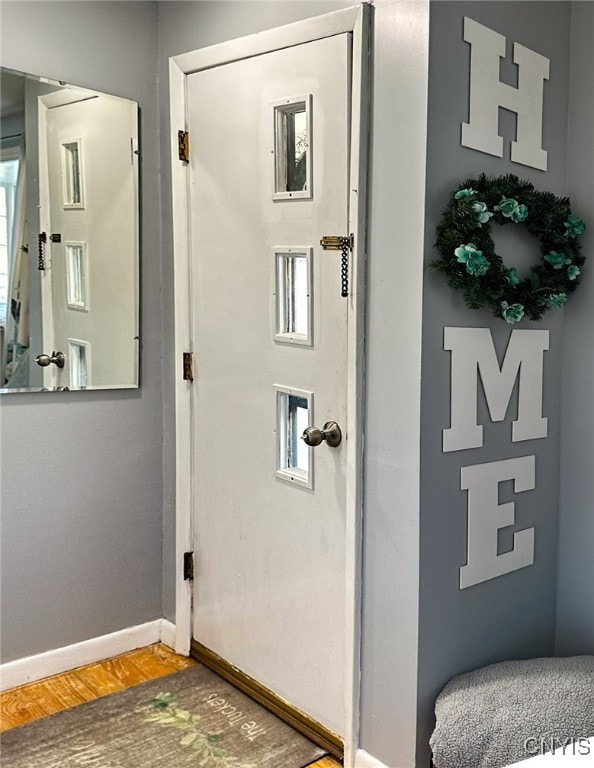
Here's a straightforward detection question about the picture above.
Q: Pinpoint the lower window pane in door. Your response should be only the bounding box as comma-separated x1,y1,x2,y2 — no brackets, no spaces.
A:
274,385,313,489
68,339,89,388
288,395,309,472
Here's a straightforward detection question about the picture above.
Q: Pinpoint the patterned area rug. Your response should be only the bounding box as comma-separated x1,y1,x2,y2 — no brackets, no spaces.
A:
1,664,328,767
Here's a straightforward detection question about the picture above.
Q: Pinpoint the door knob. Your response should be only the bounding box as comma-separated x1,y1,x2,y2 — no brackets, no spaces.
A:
35,351,65,369
301,421,342,448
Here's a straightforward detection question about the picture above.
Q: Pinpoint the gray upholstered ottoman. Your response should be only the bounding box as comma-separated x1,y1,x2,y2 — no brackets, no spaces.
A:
430,656,594,768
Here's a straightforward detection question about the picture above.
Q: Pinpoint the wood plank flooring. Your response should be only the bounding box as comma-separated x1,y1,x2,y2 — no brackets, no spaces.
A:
0,643,341,768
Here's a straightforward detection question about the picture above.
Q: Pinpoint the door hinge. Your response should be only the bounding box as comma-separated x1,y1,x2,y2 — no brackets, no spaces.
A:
320,234,353,298
183,352,194,381
178,130,190,163
183,551,194,581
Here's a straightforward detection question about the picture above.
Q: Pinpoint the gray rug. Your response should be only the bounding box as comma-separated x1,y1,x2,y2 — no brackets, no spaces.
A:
1,664,328,767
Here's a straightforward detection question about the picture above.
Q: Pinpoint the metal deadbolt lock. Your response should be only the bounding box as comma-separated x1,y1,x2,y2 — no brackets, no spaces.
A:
35,351,65,369
301,421,342,448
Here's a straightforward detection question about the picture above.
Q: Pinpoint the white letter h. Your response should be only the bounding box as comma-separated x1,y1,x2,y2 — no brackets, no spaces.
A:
461,17,550,171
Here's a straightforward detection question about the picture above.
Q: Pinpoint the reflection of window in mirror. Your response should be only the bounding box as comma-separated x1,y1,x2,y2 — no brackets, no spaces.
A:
66,242,89,311
0,137,24,387
61,138,85,208
0,181,12,326
68,339,89,388
0,156,19,327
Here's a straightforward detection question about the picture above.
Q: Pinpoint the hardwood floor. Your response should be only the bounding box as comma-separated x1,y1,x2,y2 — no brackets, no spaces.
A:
0,643,341,768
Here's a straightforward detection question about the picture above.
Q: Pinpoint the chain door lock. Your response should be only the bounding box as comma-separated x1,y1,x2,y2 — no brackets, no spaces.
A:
320,234,353,298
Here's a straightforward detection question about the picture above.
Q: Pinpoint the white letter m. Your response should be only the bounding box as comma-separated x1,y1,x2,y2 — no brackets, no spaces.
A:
443,327,549,452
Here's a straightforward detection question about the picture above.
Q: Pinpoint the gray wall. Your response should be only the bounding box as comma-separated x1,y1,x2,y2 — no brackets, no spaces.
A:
417,1,572,764
556,0,594,656
0,1,163,662
1,2,590,767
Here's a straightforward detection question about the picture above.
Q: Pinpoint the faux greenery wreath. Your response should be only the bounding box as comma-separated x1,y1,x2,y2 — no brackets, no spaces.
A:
432,174,587,323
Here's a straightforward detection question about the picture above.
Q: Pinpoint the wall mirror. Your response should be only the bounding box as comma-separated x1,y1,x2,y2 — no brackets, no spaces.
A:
0,66,139,393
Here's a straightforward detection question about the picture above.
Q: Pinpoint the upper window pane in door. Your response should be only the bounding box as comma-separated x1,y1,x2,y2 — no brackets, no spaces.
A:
272,95,312,200
61,138,85,209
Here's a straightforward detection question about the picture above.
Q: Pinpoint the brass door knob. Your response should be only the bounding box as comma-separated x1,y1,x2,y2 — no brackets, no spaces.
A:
301,421,342,448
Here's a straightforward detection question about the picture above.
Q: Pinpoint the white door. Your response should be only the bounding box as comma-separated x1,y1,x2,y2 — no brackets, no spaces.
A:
188,34,352,736
40,94,137,389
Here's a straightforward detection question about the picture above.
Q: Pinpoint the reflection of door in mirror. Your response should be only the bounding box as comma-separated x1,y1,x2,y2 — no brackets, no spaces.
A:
39,93,137,390
0,67,139,394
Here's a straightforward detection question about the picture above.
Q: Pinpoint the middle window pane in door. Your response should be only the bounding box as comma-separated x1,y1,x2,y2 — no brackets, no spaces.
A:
273,247,312,346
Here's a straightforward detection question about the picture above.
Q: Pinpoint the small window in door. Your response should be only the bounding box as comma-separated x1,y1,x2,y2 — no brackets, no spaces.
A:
273,247,312,346
61,138,85,209
274,385,313,489
272,95,312,200
68,339,90,388
65,241,89,311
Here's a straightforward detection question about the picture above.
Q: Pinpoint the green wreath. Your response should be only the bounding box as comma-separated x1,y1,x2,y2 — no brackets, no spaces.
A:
432,174,587,323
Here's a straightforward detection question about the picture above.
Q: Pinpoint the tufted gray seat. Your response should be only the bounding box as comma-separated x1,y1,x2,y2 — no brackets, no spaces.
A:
430,656,594,768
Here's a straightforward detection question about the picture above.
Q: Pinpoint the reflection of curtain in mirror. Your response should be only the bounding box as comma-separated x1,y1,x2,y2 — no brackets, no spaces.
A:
1,135,27,387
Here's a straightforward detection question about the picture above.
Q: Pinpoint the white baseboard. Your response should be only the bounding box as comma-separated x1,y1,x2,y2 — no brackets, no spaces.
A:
0,618,178,692
0,628,397,767
159,618,177,650
355,749,392,768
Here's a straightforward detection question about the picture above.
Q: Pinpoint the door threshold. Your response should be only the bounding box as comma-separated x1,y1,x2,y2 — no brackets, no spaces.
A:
190,639,344,760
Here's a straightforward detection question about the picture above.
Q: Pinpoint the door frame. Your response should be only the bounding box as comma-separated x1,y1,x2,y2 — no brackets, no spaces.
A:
37,101,57,389
170,5,371,764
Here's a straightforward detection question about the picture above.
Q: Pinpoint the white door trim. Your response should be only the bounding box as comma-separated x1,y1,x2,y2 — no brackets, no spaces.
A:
170,6,371,765
37,101,57,389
